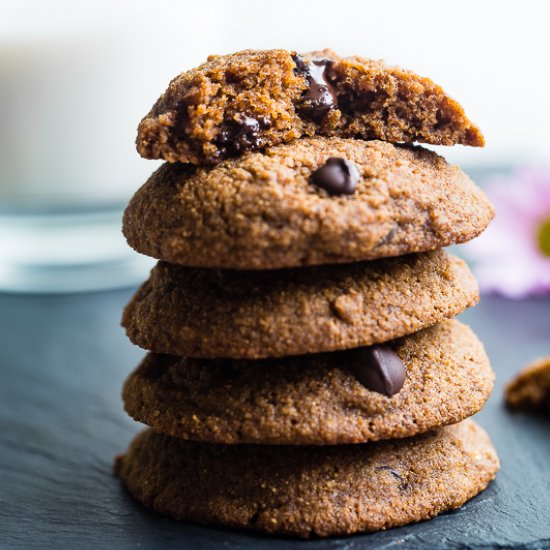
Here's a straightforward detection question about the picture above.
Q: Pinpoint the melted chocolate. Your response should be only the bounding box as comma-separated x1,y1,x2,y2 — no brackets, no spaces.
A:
292,54,338,119
215,115,270,157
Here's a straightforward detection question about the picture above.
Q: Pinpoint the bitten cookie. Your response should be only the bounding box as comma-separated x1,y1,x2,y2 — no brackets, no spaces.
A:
122,251,478,359
505,356,550,411
123,320,494,445
136,49,483,165
114,420,499,538
123,138,494,269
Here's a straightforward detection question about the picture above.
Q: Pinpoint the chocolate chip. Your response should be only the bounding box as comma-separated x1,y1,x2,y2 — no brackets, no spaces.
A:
292,54,337,119
347,345,406,396
215,115,270,157
311,158,360,195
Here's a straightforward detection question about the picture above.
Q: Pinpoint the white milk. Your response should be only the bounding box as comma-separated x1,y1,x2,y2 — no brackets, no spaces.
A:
0,2,222,208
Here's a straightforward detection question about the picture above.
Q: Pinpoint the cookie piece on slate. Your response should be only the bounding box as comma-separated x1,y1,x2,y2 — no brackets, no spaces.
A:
123,321,494,445
123,138,494,269
122,250,478,359
506,356,550,411
136,49,484,164
114,420,499,538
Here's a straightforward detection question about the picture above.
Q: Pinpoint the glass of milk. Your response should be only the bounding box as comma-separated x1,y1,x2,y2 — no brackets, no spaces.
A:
0,2,221,292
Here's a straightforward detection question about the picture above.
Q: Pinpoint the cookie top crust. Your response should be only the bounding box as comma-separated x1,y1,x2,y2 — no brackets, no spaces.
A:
123,138,494,270
114,420,498,538
122,320,494,445
122,250,479,359
506,356,550,411
136,49,484,164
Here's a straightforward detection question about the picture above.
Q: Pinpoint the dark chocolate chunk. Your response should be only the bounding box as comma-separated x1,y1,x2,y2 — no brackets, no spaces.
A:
304,60,337,118
292,54,337,119
310,157,360,195
347,345,406,396
215,115,270,157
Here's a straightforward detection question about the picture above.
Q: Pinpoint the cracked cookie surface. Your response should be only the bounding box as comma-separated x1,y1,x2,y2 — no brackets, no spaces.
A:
122,250,478,359
114,420,498,538
122,321,494,445
136,49,484,165
123,138,494,269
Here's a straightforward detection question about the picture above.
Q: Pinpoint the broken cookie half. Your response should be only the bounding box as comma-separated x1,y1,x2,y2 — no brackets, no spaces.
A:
137,48,484,165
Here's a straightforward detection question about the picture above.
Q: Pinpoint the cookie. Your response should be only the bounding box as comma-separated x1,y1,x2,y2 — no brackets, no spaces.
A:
122,250,478,359
123,138,494,269
136,49,483,165
505,356,550,411
122,320,493,445
114,420,498,538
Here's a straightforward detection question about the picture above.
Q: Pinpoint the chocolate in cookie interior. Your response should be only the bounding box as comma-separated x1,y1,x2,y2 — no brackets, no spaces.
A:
137,49,484,164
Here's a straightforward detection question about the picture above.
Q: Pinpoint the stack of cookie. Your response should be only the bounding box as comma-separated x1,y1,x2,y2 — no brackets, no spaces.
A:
115,49,499,538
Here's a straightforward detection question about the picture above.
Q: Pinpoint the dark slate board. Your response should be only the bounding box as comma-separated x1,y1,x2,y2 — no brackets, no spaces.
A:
1,289,550,549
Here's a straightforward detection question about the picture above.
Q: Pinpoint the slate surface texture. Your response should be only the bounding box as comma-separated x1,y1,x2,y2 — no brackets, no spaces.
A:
1,289,549,549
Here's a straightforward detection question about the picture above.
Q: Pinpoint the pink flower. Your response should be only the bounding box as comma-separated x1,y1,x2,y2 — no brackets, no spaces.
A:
464,166,550,299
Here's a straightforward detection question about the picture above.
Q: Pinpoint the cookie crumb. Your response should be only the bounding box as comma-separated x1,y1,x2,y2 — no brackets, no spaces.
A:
505,356,550,411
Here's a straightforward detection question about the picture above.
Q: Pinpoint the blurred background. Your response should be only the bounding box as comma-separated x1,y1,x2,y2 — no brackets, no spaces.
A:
1,0,550,293
2,3,550,546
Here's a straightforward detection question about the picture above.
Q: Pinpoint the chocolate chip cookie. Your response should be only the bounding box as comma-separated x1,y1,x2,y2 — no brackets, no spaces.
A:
136,49,484,165
114,420,499,538
122,320,493,445
505,356,550,411
122,250,478,359
123,138,494,269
